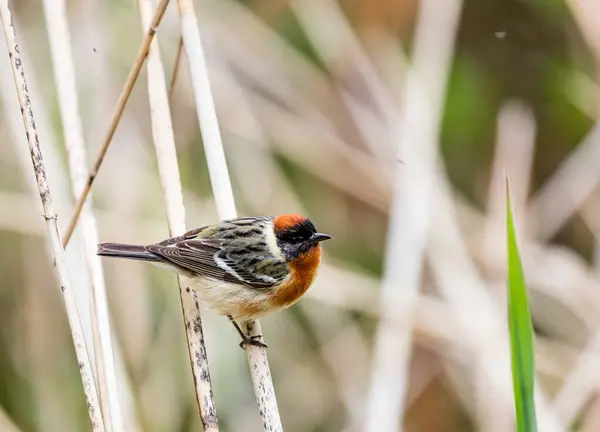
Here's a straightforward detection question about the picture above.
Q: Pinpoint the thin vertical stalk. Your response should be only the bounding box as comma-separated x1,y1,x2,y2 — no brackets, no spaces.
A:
137,0,219,429
552,329,600,426
177,0,282,430
0,2,105,431
483,100,536,270
364,0,463,430
168,36,183,100
61,0,170,247
42,1,126,430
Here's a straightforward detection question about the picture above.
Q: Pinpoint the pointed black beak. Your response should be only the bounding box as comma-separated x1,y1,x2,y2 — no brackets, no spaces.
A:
308,233,332,244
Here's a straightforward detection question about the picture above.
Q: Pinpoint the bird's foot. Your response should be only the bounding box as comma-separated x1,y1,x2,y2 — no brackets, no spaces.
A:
239,334,268,350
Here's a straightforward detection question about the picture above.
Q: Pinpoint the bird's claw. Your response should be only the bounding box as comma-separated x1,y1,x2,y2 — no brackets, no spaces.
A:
239,335,268,350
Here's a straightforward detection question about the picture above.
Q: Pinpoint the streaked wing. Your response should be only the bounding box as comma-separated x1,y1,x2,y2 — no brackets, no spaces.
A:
146,220,288,288
214,250,289,288
146,240,227,281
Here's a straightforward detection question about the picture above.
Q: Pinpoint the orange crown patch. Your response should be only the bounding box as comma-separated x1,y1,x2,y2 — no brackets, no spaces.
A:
273,214,307,231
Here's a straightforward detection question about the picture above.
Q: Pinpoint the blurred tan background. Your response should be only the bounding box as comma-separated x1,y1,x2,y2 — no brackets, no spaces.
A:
1,0,600,431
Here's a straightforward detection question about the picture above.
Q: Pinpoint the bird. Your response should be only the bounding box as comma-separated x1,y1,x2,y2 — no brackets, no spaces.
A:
97,214,332,349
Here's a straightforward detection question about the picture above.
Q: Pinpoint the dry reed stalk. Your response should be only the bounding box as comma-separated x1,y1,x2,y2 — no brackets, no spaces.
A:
428,179,518,430
483,100,536,271
549,7,600,424
137,0,218,428
205,61,303,214
567,0,600,67
0,39,108,429
61,0,170,248
168,36,183,100
0,1,105,430
580,198,600,276
0,25,99,352
42,1,126,430
528,0,600,242
364,0,463,429
552,328,600,426
298,302,371,425
176,0,282,429
527,125,600,241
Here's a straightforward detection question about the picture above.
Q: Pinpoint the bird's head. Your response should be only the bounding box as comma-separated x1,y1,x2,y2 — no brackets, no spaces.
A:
273,214,332,262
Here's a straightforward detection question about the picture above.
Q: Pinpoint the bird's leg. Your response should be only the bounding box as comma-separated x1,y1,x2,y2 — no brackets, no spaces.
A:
227,315,267,349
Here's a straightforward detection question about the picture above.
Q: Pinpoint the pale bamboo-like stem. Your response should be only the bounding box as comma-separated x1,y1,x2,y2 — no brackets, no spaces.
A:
554,195,600,426
0,37,106,430
564,0,600,295
552,328,600,426
0,17,96,349
168,36,183,100
364,0,463,429
568,0,600,69
137,0,218,429
177,0,282,429
61,0,170,248
527,0,600,242
554,0,600,284
0,2,105,430
482,100,536,270
527,125,600,241
42,1,126,430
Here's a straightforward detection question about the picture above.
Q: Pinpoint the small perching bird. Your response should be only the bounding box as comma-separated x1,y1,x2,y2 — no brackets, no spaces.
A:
97,214,331,348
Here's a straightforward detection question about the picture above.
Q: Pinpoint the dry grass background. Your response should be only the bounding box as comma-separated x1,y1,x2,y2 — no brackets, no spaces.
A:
1,0,600,431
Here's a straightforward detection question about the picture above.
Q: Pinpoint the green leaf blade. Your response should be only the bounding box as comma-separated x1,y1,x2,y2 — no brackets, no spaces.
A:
506,180,538,432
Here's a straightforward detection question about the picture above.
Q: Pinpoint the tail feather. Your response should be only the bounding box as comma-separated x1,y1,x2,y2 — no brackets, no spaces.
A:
97,243,160,262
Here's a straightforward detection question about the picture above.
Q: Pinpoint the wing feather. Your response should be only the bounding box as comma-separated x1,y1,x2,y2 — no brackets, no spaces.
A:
146,220,288,289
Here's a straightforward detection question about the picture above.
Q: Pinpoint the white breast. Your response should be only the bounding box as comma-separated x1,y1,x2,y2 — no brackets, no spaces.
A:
185,276,278,321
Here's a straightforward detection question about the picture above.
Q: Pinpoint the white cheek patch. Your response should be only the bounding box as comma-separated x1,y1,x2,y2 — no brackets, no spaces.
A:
265,221,284,260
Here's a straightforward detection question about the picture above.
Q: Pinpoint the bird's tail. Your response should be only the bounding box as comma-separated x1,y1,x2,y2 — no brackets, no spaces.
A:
97,243,160,262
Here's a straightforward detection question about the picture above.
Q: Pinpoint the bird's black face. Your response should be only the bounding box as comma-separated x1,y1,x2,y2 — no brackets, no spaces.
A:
275,219,332,261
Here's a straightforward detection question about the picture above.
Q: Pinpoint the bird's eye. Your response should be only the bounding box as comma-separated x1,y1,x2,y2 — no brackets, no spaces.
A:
288,235,303,243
